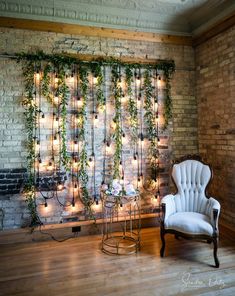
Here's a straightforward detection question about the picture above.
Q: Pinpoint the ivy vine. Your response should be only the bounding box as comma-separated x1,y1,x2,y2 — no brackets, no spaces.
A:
125,67,138,144
112,64,123,179
21,60,41,226
143,69,158,178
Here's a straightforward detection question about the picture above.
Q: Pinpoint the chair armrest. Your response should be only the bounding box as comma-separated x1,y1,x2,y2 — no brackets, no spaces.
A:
161,194,177,221
206,197,221,234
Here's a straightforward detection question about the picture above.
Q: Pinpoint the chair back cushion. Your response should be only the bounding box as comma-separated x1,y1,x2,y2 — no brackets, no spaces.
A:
172,159,211,213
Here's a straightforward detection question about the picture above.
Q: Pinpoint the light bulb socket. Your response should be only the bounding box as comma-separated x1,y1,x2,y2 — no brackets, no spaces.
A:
44,201,48,207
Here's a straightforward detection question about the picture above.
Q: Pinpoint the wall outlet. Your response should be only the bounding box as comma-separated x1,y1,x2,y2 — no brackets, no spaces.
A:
72,226,81,233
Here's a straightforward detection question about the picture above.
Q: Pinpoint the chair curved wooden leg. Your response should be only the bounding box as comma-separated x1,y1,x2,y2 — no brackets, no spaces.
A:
160,227,165,257
213,237,219,268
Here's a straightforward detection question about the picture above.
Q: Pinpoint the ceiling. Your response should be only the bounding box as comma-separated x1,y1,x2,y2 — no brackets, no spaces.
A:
0,0,234,36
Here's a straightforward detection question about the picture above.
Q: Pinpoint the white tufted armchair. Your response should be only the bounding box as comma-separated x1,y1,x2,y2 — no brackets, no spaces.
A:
160,156,220,267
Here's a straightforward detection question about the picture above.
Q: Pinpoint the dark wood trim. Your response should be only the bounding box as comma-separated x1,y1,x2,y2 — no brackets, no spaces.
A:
193,13,235,47
0,213,160,244
0,17,192,46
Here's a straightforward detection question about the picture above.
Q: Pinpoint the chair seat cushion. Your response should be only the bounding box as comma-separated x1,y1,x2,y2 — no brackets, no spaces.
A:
164,212,213,236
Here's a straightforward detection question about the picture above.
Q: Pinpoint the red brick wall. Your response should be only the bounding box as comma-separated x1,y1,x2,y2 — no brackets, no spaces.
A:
196,25,235,229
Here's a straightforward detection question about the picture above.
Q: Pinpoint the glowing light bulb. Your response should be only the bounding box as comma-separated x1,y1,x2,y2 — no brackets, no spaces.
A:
35,71,40,84
137,94,141,108
68,73,74,83
77,97,83,108
121,96,128,104
47,161,53,171
58,182,63,191
137,176,142,187
133,153,138,165
35,140,40,151
157,137,161,145
54,96,59,105
136,75,141,87
106,142,111,155
93,75,98,84
53,135,59,145
154,99,158,109
73,140,78,151
117,80,123,88
94,114,99,126
54,73,58,84
157,76,162,88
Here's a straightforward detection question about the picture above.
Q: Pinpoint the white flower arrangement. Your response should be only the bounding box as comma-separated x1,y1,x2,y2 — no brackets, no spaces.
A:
102,179,137,197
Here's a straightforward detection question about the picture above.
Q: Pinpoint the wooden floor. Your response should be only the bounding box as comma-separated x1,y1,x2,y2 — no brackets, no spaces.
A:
0,227,235,296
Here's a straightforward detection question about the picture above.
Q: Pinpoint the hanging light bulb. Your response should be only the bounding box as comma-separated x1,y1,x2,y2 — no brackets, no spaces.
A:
35,70,40,84
53,134,59,145
136,73,141,87
122,132,127,144
121,94,127,104
89,155,94,167
157,75,162,88
93,74,98,84
57,181,63,191
77,96,83,108
69,71,75,83
44,201,48,208
35,139,40,151
41,113,45,124
157,136,161,145
47,160,54,171
106,141,111,154
154,99,158,109
133,153,138,165
73,140,78,151
54,73,59,84
155,112,159,124
119,161,123,170
137,176,142,187
53,95,60,105
117,77,123,88
94,113,99,126
137,93,141,107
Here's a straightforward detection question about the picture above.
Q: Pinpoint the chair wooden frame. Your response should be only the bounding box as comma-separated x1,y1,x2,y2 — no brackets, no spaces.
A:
160,155,220,268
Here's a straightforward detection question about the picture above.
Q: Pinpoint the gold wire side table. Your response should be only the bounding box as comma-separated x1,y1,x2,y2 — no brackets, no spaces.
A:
101,193,141,255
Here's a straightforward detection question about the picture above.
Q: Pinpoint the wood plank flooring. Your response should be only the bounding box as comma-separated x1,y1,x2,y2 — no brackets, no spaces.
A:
0,227,235,296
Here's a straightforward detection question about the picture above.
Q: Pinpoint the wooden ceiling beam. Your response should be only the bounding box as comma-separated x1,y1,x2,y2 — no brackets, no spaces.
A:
0,16,192,46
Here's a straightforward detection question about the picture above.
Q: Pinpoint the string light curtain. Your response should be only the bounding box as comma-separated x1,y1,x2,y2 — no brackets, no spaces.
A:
18,52,175,226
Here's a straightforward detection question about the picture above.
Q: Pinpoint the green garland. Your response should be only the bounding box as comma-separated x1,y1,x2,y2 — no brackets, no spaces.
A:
156,61,175,128
143,69,158,177
56,66,70,169
77,65,93,215
112,64,123,179
125,67,138,144
21,60,41,226
91,63,105,111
